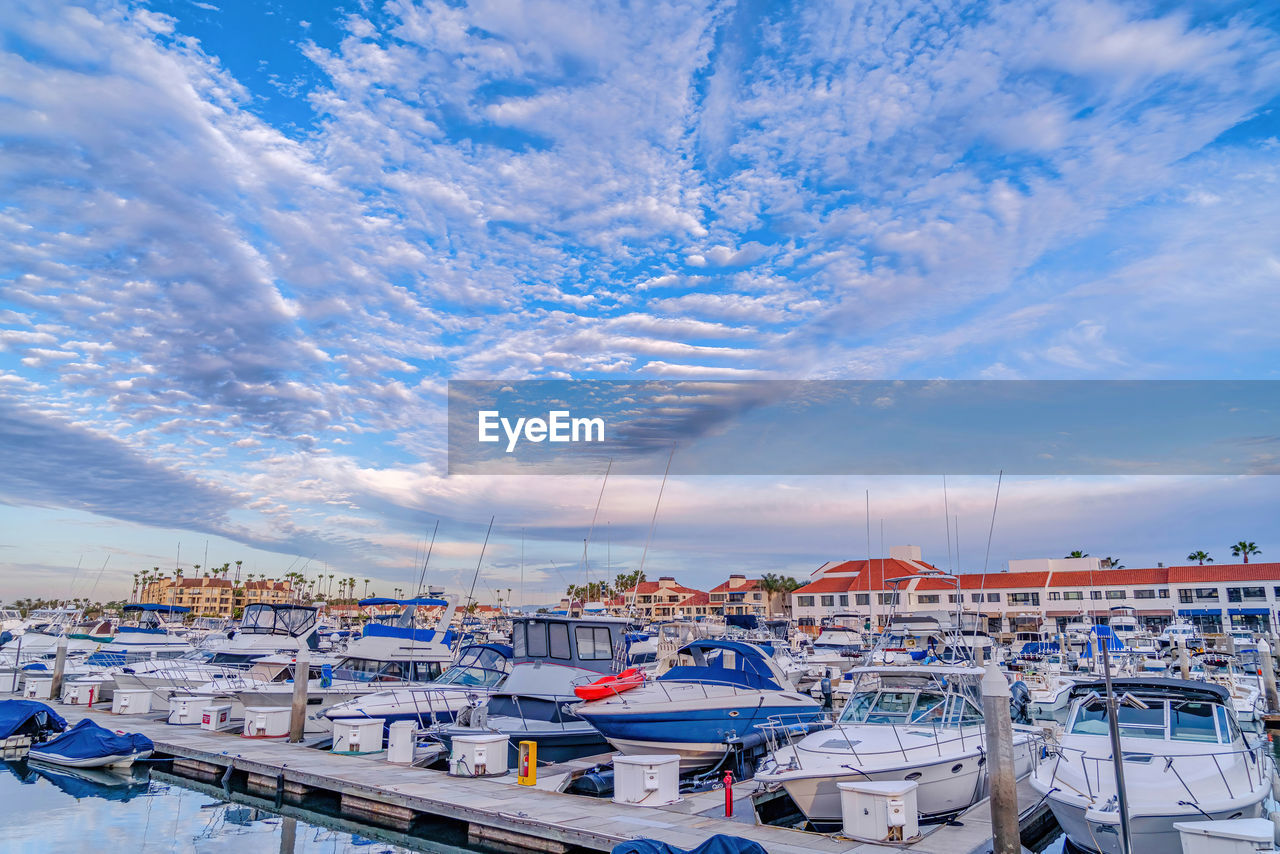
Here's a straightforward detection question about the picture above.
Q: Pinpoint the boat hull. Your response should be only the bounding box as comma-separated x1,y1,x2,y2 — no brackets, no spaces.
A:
769,737,1036,825
28,747,152,769
1047,798,1267,854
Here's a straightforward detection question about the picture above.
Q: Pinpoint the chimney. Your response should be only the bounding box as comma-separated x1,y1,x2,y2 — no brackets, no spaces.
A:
888,545,922,563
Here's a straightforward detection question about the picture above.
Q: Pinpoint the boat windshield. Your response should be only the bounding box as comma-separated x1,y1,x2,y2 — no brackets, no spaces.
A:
434,647,510,688
1069,698,1230,743
840,689,981,727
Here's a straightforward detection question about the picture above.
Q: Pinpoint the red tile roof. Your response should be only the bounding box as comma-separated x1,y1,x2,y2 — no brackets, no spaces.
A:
709,578,761,593
1167,563,1280,583
626,581,704,596
679,592,711,607
794,559,940,595
1048,567,1168,587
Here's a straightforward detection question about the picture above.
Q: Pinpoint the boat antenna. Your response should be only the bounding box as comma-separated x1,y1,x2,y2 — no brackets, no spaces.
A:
582,459,612,595
415,520,439,598
519,527,525,612
943,474,954,575
981,470,1001,637
637,444,675,580
465,517,494,613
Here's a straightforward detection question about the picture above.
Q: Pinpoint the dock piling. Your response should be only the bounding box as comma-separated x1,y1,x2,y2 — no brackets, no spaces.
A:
1259,639,1279,714
981,661,1020,854
50,635,68,700
289,644,310,743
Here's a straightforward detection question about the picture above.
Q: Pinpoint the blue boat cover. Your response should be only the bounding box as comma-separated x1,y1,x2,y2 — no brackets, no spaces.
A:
32,718,152,761
611,834,768,854
361,623,455,648
0,700,66,739
725,614,759,630
660,640,783,691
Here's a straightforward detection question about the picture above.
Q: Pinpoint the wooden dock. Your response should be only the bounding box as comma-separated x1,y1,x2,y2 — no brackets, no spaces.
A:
51,704,1049,854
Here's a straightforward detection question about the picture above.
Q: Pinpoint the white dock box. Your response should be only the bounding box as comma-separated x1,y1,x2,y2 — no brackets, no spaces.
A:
838,780,920,842
387,720,416,764
448,732,509,776
333,718,385,754
24,677,53,700
200,703,232,731
112,689,153,715
167,695,207,725
1174,819,1275,854
62,681,96,705
0,671,19,694
613,754,681,807
242,706,291,738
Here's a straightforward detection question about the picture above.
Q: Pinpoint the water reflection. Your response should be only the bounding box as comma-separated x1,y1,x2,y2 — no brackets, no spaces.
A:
0,759,433,853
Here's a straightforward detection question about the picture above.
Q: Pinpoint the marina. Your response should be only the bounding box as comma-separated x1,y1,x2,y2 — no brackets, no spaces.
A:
8,590,1280,854
13,701,1053,854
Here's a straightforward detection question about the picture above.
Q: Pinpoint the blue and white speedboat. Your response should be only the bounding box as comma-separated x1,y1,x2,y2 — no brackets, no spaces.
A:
575,639,824,769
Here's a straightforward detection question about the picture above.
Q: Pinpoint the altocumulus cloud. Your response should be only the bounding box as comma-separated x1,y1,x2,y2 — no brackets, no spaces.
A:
0,0,1278,586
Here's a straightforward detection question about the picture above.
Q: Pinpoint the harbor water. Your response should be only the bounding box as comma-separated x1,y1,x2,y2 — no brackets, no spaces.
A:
0,759,482,854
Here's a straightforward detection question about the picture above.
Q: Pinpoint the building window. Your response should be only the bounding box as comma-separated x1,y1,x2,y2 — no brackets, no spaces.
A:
1064,591,1083,600
1194,588,1219,601
1048,592,1061,601
797,596,815,607
971,593,984,603
1228,588,1242,603
878,592,899,605
1008,592,1039,605
1090,591,1103,600
1159,589,1169,598
987,592,1000,602
948,594,959,603
917,595,940,604
1134,589,1156,599
1242,587,1265,601
820,595,835,607
838,594,848,606
1178,589,1193,603
855,594,870,606
1105,590,1125,600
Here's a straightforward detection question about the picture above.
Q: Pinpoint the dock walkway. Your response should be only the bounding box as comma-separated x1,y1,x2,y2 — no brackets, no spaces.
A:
54,704,1041,854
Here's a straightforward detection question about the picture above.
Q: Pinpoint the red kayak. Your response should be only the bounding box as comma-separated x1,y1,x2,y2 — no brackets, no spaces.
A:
574,667,645,701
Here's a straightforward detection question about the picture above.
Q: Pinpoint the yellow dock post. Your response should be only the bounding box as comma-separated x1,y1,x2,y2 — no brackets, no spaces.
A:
517,740,537,786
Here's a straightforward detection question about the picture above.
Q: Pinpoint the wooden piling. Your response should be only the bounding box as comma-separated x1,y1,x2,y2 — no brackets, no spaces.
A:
289,644,310,743
981,662,1020,854
1258,639,1279,714
50,636,68,700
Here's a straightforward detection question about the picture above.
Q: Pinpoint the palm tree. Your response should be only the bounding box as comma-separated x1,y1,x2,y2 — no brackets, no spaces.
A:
1187,550,1213,565
363,579,370,598
1065,551,1089,559
1231,542,1261,564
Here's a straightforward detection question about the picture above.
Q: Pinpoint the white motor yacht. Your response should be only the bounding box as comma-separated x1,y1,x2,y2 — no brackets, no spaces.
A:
755,665,1039,827
1031,678,1272,854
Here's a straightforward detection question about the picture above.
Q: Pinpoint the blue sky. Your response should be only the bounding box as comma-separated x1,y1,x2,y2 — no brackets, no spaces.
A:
1,0,1278,604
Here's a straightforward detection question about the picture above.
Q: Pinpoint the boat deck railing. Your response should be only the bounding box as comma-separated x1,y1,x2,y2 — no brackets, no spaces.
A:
1036,738,1270,808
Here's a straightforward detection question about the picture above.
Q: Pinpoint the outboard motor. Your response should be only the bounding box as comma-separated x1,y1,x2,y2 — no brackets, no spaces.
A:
1009,680,1032,725
820,677,833,712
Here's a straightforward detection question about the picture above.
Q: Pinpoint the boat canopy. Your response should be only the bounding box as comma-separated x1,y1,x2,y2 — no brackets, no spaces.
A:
31,718,152,762
0,699,66,739
361,622,453,647
122,604,190,614
725,614,758,630
1066,677,1230,705
239,604,317,636
660,640,786,691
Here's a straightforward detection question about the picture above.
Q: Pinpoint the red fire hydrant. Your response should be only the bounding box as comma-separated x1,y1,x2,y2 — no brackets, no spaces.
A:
723,770,733,817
